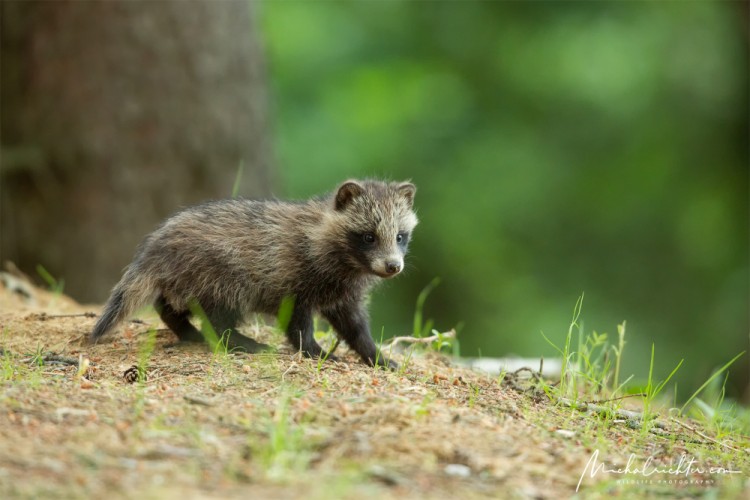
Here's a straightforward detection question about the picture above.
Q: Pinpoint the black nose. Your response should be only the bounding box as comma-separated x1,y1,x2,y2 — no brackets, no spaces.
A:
385,261,401,274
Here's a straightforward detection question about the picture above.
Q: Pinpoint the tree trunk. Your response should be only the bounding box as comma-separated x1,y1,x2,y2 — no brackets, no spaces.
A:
1,1,274,302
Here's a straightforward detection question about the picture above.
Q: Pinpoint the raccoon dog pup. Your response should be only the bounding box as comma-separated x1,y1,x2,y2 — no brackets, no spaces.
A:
90,180,418,368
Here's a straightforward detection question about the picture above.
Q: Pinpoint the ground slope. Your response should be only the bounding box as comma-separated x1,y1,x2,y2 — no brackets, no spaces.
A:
0,276,747,499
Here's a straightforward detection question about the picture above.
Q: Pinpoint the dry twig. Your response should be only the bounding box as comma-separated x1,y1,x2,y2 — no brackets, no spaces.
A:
184,395,215,407
583,393,647,405
42,354,81,366
43,312,98,319
670,417,745,454
386,329,456,354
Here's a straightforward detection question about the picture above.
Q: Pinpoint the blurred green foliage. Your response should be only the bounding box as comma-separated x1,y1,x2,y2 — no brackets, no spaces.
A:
261,1,748,397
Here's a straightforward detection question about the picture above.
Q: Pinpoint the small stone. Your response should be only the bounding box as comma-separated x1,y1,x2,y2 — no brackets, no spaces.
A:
555,429,576,438
444,463,471,477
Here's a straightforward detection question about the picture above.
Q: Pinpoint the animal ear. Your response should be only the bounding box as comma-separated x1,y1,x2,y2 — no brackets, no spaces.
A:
335,181,365,211
398,182,416,207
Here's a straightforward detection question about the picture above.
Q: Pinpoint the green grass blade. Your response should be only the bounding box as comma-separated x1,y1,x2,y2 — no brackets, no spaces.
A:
653,358,684,397
232,159,244,198
188,300,220,350
413,277,440,338
680,351,745,415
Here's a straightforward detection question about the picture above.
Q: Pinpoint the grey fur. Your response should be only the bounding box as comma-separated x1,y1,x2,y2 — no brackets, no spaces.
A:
90,179,418,367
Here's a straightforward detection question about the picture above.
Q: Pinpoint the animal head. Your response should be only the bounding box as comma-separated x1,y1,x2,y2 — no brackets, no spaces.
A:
329,179,418,278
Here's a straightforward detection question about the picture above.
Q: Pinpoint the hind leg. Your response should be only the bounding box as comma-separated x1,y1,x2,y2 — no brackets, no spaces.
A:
155,296,203,342
285,304,338,361
205,307,270,354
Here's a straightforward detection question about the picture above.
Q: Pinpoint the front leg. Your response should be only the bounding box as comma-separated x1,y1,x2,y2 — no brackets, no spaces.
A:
285,302,333,360
322,302,397,370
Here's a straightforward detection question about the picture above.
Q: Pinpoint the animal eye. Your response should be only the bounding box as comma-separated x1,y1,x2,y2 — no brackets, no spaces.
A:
397,233,408,244
362,233,376,244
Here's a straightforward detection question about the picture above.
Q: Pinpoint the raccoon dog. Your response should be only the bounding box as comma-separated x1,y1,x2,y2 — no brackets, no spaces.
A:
90,180,418,368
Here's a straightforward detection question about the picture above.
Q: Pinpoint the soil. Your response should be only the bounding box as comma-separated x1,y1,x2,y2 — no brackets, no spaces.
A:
0,275,747,499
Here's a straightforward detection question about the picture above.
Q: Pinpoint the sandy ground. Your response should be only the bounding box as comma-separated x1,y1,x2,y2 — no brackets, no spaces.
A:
0,272,747,499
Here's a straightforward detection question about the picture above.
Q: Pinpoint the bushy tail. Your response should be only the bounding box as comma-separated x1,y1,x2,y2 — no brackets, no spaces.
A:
90,268,156,343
